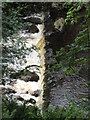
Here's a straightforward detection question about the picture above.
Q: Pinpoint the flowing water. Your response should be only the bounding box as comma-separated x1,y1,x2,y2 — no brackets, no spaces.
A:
1,13,46,109
1,11,88,111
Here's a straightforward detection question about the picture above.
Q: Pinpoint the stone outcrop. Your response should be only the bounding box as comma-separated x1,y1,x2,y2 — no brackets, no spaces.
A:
20,72,39,82
30,73,39,82
24,25,39,33
22,17,42,24
32,90,41,97
54,18,65,31
44,10,88,109
49,74,88,108
1,7,88,110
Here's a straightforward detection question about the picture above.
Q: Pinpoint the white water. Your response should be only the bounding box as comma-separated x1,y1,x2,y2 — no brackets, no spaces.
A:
1,13,45,109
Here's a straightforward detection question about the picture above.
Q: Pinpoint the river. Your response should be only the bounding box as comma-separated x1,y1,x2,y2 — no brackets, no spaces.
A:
1,12,46,110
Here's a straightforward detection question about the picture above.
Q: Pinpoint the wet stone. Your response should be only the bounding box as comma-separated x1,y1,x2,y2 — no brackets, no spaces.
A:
24,25,39,33
32,90,41,97
20,72,39,82
26,91,29,94
49,74,88,108
6,89,16,94
29,98,36,104
30,73,39,82
20,76,31,82
17,96,24,101
23,17,42,24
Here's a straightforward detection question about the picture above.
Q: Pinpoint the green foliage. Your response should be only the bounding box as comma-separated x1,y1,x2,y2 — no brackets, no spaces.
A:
2,35,35,78
2,3,26,39
2,99,88,120
2,2,51,76
2,3,41,80
2,99,40,120
2,2,89,119
63,2,85,25
51,25,88,74
50,3,89,75
2,3,27,76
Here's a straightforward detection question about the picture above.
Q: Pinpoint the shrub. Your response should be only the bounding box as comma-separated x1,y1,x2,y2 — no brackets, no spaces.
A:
2,99,89,120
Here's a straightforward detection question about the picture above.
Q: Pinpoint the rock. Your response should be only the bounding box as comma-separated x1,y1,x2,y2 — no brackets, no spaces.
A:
29,98,36,104
25,25,39,33
57,69,65,80
32,90,41,97
2,79,6,85
6,89,16,94
54,18,65,31
17,96,24,101
20,72,39,82
23,17,42,24
0,85,6,93
26,91,29,94
30,73,39,82
20,76,31,82
49,74,88,108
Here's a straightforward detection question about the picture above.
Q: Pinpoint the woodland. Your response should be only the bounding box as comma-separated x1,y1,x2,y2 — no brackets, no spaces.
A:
1,2,90,120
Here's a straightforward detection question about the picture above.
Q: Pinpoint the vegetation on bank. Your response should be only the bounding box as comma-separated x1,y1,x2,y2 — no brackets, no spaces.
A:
49,2,89,76
2,99,89,120
2,2,89,120
2,2,89,76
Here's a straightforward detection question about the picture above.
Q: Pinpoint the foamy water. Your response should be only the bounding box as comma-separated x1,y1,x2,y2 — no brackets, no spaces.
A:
2,13,45,109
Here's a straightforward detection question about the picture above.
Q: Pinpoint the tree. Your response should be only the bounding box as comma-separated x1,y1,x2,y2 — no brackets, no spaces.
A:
50,2,89,76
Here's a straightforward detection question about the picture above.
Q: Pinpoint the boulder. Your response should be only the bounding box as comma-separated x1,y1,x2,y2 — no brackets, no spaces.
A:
32,90,41,97
23,17,42,24
20,72,39,82
54,18,65,31
17,96,24,101
20,76,31,82
28,98,36,104
25,25,39,33
30,73,39,82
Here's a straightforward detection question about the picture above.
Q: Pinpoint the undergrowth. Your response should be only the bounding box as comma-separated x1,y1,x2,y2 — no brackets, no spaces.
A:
48,2,89,76
2,99,89,120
